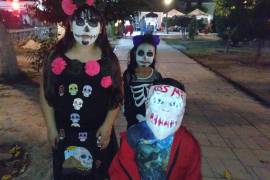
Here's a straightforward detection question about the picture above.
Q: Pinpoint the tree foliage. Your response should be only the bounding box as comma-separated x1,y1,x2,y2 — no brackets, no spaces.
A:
0,23,20,80
214,0,270,58
214,0,259,43
33,0,148,23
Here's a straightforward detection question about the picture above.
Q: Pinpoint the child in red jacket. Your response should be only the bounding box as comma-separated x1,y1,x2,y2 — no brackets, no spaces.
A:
109,78,202,180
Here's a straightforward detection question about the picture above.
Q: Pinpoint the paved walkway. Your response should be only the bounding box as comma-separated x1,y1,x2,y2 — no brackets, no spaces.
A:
114,38,270,180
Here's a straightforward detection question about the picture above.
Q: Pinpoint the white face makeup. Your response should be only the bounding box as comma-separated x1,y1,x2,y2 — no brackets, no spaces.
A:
135,43,155,67
71,14,101,46
145,85,186,140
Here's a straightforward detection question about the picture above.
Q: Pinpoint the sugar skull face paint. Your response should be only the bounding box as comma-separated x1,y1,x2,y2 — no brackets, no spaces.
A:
145,85,186,140
136,43,155,67
71,10,101,46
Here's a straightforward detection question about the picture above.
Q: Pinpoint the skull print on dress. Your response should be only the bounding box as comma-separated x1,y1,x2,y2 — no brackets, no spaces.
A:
70,113,80,127
59,85,65,96
78,132,88,142
82,85,92,97
73,98,83,110
63,146,93,173
69,84,78,96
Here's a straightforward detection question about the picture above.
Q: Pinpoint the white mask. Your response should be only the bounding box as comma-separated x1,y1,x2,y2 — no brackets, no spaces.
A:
135,43,155,67
145,85,186,140
71,15,101,46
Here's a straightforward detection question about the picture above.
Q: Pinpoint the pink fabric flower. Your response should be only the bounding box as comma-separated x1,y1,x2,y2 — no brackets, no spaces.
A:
101,76,112,88
85,60,100,76
86,0,95,6
62,0,77,15
51,57,67,75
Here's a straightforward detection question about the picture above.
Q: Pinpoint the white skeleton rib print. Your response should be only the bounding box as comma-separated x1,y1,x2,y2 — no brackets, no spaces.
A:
130,83,151,107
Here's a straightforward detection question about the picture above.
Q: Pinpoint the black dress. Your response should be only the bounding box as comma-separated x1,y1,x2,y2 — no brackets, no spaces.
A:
51,55,118,180
123,69,162,128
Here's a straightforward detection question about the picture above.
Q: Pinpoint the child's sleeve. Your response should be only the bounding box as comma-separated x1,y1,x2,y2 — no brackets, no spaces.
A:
185,138,202,180
122,71,132,116
109,133,140,180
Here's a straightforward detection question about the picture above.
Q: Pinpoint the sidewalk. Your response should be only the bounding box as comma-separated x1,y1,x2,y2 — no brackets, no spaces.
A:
114,38,270,180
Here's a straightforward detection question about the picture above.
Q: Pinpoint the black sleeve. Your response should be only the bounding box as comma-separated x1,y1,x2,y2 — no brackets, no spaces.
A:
123,70,131,115
123,71,137,122
153,70,163,83
107,54,123,110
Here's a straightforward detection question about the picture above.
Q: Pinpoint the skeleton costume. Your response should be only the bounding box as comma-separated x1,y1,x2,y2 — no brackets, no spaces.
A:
48,1,119,179
123,35,162,128
123,70,162,128
109,78,202,180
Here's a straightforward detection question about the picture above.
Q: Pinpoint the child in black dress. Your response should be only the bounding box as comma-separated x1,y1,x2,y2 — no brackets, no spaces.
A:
123,34,162,128
40,0,122,179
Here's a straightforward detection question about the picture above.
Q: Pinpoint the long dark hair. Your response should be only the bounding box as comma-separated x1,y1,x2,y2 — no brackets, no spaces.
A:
127,34,158,76
43,5,122,108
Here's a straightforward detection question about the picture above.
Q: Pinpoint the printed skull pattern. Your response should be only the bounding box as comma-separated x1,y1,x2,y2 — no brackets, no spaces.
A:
59,85,65,96
82,85,92,97
70,113,80,127
63,146,93,173
73,98,83,110
58,83,95,127
78,132,88,142
69,83,79,96
52,54,118,178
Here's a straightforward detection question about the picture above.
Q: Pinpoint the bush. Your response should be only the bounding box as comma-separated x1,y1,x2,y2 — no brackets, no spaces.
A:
188,18,197,40
27,35,57,72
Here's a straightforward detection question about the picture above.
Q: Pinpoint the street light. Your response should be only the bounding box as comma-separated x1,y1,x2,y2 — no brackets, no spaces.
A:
12,0,20,11
164,0,173,6
164,0,173,34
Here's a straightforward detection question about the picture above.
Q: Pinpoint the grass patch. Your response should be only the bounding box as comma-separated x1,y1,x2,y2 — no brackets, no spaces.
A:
163,37,270,64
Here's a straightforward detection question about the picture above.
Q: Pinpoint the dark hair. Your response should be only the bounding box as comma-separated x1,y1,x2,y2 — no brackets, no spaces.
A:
153,78,186,92
43,5,122,108
127,34,158,76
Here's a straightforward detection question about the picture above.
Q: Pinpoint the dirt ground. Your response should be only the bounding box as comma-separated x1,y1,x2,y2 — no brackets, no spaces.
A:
191,53,270,107
0,55,52,180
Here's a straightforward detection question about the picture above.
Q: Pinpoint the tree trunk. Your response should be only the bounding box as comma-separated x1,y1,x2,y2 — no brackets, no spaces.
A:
197,0,202,7
255,39,264,63
0,23,20,80
186,0,192,12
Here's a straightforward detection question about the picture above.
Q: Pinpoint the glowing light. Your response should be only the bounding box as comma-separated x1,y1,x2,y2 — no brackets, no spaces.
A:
164,0,173,6
12,0,20,11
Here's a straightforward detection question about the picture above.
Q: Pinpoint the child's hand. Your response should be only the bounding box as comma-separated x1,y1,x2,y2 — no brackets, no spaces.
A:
48,128,59,149
96,123,112,150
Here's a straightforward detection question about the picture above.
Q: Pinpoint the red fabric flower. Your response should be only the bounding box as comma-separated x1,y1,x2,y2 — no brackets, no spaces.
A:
86,0,95,6
101,76,112,88
85,60,100,76
62,0,77,15
51,57,67,75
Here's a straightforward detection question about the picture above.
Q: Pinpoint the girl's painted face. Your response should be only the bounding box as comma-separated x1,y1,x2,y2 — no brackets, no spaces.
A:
71,11,101,46
135,43,155,67
145,85,186,140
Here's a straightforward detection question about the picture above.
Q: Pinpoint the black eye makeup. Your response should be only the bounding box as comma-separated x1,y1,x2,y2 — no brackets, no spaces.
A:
75,17,98,27
75,17,85,26
137,50,154,57
86,19,98,27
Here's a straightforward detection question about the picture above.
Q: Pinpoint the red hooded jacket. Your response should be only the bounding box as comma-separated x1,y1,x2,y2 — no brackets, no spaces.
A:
109,126,202,180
